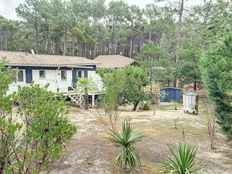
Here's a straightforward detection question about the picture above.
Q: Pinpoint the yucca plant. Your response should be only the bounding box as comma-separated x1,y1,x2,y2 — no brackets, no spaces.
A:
161,143,203,174
107,120,144,170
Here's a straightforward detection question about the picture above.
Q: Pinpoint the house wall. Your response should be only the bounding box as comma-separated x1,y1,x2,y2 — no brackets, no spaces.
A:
8,69,27,95
7,65,103,94
32,69,73,92
88,70,104,92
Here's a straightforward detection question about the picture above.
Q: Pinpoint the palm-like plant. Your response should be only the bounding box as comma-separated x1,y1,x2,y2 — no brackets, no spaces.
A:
161,143,203,174
107,120,144,170
76,78,97,110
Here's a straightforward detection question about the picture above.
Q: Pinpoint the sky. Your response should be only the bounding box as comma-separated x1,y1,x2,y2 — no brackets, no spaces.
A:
0,0,202,20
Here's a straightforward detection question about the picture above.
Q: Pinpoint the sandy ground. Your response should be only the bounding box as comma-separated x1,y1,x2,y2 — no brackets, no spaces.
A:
50,106,232,174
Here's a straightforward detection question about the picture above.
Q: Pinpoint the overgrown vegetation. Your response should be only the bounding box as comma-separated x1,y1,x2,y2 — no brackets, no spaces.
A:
201,33,232,140
0,62,76,173
101,66,148,111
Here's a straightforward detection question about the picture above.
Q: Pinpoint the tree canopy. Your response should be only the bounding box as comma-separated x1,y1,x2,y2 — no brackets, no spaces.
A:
201,32,232,139
1,0,230,87
0,0,231,91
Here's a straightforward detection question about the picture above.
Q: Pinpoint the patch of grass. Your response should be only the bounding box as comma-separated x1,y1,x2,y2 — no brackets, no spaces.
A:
224,153,232,159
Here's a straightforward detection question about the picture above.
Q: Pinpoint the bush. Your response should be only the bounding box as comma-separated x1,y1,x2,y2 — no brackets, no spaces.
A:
102,66,149,111
200,33,232,139
0,79,76,173
107,120,144,170
161,143,203,174
16,84,77,171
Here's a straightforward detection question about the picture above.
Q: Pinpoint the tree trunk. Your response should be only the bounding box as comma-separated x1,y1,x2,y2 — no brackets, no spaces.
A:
63,28,67,56
35,23,39,54
129,35,133,58
174,0,184,87
72,40,75,56
194,76,197,92
114,35,118,54
0,160,5,174
45,27,49,54
176,0,184,63
132,101,139,111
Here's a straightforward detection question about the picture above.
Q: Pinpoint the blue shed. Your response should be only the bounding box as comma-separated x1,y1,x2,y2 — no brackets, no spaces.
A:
160,87,181,102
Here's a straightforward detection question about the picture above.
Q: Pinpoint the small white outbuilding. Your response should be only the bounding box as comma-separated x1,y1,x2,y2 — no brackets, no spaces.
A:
183,92,199,115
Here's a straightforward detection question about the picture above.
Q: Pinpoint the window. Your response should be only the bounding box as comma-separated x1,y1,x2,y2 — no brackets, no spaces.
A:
77,70,84,78
17,70,24,82
12,69,24,83
39,70,46,79
61,70,67,81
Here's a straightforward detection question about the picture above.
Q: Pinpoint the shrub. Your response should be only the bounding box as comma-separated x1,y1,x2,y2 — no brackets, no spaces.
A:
161,143,203,174
0,69,76,174
15,84,77,172
200,33,232,139
107,120,144,170
102,66,149,111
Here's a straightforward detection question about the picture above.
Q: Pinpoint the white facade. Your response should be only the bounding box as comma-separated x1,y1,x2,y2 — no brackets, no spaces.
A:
8,68,103,94
32,69,73,92
8,69,27,95
88,71,104,92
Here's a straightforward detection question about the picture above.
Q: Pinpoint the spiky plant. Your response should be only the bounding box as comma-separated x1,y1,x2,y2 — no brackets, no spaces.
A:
162,143,203,174
107,120,144,170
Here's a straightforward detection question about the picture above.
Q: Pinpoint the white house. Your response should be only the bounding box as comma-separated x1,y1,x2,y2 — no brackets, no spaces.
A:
0,51,104,106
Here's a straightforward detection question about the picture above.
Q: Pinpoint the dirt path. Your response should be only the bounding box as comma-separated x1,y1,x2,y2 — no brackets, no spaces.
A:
50,107,232,174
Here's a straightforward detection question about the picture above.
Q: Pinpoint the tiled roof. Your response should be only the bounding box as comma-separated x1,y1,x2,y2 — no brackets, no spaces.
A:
0,51,99,67
94,55,136,69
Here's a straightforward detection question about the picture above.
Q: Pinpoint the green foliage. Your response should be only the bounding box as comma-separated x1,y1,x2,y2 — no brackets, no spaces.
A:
99,70,123,130
200,33,232,139
136,41,166,62
176,36,203,90
0,62,14,95
1,0,231,88
76,78,97,109
0,63,19,173
161,143,202,174
123,66,149,111
107,120,144,170
12,84,76,173
102,66,148,111
0,62,20,173
0,63,76,173
136,42,171,84
205,0,232,43
76,78,98,93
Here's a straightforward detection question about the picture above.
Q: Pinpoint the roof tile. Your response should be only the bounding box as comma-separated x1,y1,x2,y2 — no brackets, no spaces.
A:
94,55,135,69
0,51,99,67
